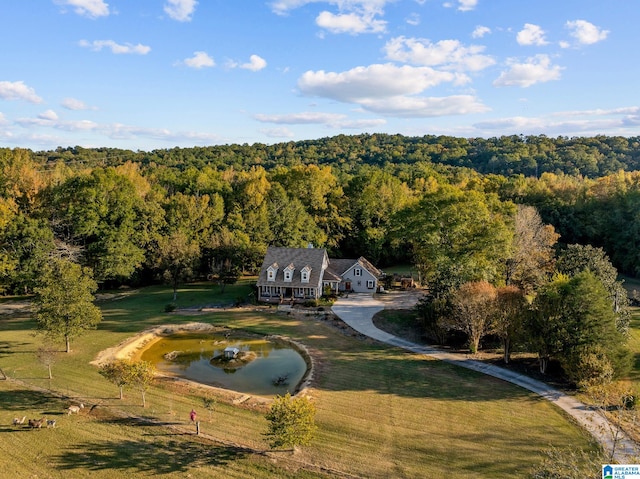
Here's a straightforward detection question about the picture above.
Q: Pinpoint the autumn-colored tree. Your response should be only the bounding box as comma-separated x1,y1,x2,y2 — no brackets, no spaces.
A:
449,281,498,354
494,286,528,364
505,205,559,293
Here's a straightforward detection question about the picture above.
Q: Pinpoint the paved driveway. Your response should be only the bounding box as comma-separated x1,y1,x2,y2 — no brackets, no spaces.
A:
332,292,637,461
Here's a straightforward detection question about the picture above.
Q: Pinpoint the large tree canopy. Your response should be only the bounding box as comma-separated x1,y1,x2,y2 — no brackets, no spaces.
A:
34,258,102,353
392,184,514,296
527,271,631,384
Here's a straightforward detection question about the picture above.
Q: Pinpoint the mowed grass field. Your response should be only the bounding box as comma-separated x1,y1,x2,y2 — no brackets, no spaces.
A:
0,280,598,478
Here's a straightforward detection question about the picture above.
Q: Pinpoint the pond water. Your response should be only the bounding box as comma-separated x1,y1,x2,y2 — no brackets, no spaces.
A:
138,332,308,396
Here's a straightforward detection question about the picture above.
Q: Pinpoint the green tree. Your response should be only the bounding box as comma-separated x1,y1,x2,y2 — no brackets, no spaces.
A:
264,393,317,450
556,244,630,334
99,359,131,399
527,271,631,382
393,184,514,297
126,360,156,408
45,167,150,282
154,231,200,301
34,258,102,353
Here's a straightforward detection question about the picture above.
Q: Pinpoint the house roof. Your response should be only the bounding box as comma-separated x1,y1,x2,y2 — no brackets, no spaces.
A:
327,257,383,278
257,247,382,289
256,246,327,288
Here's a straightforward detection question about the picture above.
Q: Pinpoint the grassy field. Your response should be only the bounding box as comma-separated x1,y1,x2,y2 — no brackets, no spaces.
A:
0,280,598,478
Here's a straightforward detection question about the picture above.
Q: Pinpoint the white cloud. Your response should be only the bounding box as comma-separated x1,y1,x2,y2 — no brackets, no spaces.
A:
316,10,386,34
79,40,151,55
183,51,215,69
472,25,491,39
55,0,110,18
0,112,8,125
255,111,387,129
241,55,267,71
358,94,489,117
443,0,477,12
473,107,640,137
271,0,391,34
493,54,563,88
406,13,420,26
566,20,608,45
61,97,94,110
261,127,296,138
255,111,347,124
298,63,459,103
270,1,395,15
14,112,223,144
38,110,59,121
517,23,548,46
384,36,495,72
297,63,487,118
0,81,43,103
164,0,198,22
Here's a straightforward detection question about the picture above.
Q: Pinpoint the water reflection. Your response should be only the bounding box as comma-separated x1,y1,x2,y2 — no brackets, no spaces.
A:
139,332,307,396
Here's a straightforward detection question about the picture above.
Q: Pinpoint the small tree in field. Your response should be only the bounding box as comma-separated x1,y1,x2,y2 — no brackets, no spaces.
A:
99,360,131,399
264,393,317,450
127,360,156,408
36,343,57,379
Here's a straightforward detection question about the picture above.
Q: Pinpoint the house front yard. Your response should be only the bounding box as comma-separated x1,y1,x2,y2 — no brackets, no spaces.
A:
0,282,597,478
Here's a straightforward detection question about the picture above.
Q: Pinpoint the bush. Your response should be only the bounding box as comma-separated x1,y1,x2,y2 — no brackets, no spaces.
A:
164,303,177,312
264,393,317,450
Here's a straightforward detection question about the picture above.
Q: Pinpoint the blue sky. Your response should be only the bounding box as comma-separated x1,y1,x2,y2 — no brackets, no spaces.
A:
1,0,638,151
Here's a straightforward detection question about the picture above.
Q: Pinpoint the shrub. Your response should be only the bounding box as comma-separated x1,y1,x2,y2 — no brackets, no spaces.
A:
164,303,177,312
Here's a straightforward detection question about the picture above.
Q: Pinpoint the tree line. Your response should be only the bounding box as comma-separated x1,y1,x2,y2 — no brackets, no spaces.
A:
2,134,637,388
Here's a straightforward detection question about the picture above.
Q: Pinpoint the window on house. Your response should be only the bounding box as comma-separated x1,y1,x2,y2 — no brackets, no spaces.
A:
354,268,361,276
367,280,374,289
268,271,274,280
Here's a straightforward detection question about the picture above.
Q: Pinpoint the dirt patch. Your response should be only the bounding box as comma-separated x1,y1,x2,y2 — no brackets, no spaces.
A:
374,289,426,309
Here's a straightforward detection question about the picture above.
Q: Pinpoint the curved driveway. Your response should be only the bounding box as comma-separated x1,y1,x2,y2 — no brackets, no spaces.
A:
332,292,637,461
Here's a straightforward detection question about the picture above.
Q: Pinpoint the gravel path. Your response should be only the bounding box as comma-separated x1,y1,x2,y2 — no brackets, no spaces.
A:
332,292,638,461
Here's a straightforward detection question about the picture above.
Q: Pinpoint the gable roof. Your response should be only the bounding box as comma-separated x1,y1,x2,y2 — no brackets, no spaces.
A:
257,246,327,288
327,257,382,278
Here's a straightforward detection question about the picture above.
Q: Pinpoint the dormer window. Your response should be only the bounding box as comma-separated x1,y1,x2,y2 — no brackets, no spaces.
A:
284,263,295,282
267,263,278,282
301,265,311,283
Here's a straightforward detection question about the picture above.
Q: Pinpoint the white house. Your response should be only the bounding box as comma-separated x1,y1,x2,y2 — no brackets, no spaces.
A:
256,246,383,303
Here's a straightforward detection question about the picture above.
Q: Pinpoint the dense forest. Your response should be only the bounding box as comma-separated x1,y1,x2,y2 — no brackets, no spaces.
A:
4,132,640,387
2,133,639,286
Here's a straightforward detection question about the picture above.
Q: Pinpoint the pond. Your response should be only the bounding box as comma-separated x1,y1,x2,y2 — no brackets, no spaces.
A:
138,332,308,396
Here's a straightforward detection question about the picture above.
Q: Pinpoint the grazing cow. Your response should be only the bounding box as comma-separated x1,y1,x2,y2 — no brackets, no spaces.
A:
28,418,45,429
46,419,56,428
13,416,26,426
67,403,84,415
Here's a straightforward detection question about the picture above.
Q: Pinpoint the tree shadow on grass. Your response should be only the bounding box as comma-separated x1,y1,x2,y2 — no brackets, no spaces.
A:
53,438,249,474
0,388,64,412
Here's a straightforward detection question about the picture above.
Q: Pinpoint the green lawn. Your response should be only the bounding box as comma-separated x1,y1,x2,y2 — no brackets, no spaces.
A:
0,280,597,478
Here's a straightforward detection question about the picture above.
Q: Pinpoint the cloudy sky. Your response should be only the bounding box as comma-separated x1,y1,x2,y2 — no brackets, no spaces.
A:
1,0,637,151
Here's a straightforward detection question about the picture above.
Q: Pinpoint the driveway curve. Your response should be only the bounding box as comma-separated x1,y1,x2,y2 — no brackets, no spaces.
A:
332,292,637,461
